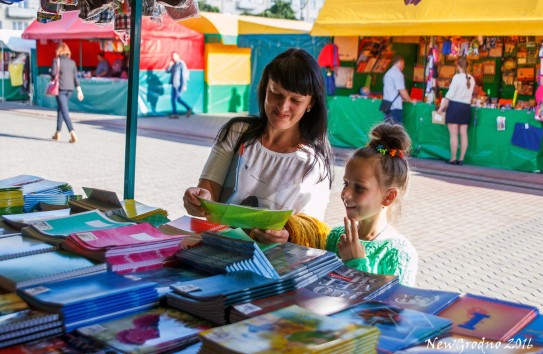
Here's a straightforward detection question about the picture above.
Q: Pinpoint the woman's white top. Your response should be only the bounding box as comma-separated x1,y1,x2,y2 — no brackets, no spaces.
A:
200,121,331,220
445,73,475,104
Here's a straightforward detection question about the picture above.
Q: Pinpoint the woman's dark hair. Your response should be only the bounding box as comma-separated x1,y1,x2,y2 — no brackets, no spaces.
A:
216,48,333,187
352,122,412,220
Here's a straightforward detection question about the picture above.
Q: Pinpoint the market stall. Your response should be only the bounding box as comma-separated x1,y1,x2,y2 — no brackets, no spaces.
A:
181,12,251,113
22,12,204,116
0,30,34,101
310,0,543,173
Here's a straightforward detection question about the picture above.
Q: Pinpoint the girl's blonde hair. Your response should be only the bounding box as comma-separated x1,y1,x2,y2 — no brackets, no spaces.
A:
457,57,471,89
56,42,71,58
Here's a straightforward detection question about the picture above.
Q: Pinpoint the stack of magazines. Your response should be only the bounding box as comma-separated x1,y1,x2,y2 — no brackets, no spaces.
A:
20,180,76,212
62,223,187,273
0,293,63,348
199,305,380,354
166,271,298,324
18,271,159,332
0,187,24,216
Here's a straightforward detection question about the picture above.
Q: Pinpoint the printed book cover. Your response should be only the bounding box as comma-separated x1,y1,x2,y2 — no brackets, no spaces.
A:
372,283,460,314
0,333,112,354
332,301,453,353
0,250,106,291
0,235,55,261
304,265,398,303
199,305,379,353
263,242,333,278
437,293,539,341
77,307,214,353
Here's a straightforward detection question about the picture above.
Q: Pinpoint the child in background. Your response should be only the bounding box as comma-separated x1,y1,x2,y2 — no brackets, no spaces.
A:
326,122,418,285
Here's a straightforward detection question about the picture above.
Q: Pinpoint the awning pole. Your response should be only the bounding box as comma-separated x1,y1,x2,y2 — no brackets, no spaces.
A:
1,43,4,102
123,0,142,199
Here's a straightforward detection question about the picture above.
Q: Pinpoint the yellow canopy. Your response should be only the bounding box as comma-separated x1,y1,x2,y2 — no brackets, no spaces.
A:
180,12,239,44
238,15,312,34
311,0,543,36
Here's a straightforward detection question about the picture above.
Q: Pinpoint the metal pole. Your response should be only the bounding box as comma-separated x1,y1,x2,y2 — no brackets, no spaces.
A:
123,0,142,199
79,40,83,72
1,43,4,102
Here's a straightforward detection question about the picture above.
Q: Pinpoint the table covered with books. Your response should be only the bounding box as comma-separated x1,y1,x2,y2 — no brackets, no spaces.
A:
0,175,542,353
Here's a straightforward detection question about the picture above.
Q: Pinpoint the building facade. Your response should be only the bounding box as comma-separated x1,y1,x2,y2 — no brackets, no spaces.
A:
0,0,38,30
202,0,324,23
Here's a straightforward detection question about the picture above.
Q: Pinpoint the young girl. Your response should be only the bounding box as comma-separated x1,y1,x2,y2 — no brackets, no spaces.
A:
326,122,418,285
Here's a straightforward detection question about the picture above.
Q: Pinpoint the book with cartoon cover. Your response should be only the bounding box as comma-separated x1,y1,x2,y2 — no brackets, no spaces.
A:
332,301,453,353
77,307,214,353
199,305,380,353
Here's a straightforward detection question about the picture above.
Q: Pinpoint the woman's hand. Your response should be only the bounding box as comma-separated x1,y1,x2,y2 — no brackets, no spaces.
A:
337,217,366,261
76,87,84,102
251,228,289,244
183,187,212,217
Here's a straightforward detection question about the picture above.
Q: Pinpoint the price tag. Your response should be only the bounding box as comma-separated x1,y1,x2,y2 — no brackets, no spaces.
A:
31,221,52,230
78,324,107,335
172,284,200,293
233,303,262,315
24,286,50,296
77,232,98,242
124,275,141,281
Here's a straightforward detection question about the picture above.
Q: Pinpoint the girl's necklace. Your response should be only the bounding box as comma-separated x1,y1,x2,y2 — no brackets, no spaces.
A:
365,224,389,241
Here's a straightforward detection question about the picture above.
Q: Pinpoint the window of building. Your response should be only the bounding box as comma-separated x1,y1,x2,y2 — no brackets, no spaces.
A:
12,21,27,30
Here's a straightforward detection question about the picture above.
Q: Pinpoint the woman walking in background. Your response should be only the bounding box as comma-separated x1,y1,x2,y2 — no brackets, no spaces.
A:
51,42,84,143
438,57,475,165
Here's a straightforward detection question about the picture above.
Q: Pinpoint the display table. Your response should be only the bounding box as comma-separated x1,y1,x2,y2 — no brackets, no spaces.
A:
327,96,543,173
35,75,128,116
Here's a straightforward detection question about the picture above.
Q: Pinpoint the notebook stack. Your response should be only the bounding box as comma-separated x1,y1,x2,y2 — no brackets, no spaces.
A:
18,271,160,332
126,266,209,297
0,234,56,261
229,265,398,323
0,250,106,292
331,301,453,353
0,187,24,216
77,307,214,353
121,199,170,227
20,180,75,212
21,210,134,245
166,271,298,324
199,305,380,354
62,223,187,273
0,293,63,348
176,232,343,286
2,209,71,230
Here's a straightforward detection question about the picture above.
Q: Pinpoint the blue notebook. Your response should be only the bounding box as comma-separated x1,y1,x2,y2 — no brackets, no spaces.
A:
18,271,158,308
0,250,106,291
511,313,543,346
0,235,56,261
371,283,460,314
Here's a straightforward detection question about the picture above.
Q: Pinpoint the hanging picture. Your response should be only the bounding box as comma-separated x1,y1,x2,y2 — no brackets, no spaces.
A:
335,67,354,89
489,46,503,58
517,67,535,81
334,36,359,61
518,82,534,95
483,61,496,75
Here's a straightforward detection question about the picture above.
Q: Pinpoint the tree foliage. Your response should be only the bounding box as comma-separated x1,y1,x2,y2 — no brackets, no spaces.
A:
198,1,220,12
247,0,297,20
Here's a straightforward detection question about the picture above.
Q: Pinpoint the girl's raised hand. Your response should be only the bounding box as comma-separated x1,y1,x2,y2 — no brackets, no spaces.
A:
337,217,366,261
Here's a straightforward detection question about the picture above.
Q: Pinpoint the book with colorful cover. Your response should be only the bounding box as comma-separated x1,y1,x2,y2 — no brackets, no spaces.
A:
332,301,453,353
77,307,214,354
0,333,113,353
22,210,134,245
0,250,106,291
371,283,460,314
512,314,543,346
0,235,56,261
437,293,539,341
199,305,380,354
0,327,64,349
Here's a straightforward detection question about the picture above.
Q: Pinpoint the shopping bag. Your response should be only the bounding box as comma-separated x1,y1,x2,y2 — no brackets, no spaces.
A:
45,77,59,97
431,111,446,125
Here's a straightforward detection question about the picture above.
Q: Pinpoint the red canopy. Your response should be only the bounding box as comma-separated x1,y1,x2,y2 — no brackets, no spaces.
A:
22,12,116,40
23,13,204,70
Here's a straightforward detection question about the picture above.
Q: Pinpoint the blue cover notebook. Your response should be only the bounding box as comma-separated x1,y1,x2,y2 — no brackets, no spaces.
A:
371,283,460,314
0,250,106,291
331,301,453,353
0,235,56,261
19,271,158,308
512,313,543,346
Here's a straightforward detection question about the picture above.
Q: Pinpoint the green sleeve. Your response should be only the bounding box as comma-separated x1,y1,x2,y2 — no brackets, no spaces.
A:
326,226,371,272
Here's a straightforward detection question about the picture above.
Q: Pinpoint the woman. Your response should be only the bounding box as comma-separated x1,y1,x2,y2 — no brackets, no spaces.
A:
51,42,84,143
438,57,475,165
183,48,334,244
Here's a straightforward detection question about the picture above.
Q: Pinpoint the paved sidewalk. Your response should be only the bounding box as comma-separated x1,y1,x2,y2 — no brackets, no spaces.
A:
2,102,543,318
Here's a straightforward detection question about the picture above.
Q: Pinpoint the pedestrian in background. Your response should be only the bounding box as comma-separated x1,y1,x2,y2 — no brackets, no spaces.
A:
166,51,193,118
438,57,475,165
51,42,84,144
382,56,416,124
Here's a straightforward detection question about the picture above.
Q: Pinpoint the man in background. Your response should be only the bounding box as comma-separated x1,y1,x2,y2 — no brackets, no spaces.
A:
94,51,111,78
166,51,193,118
382,56,416,124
